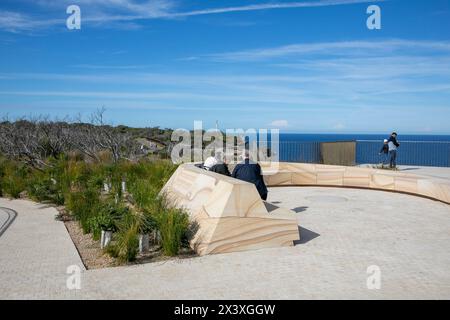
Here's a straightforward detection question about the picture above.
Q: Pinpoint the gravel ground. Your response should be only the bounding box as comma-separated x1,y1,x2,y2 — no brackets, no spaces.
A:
64,220,116,269
63,212,196,269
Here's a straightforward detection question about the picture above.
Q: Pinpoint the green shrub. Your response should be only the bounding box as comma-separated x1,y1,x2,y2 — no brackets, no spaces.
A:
134,210,158,235
145,160,177,190
128,179,160,209
0,159,5,197
26,171,65,205
26,173,52,201
126,160,176,191
117,225,139,262
87,215,102,241
157,206,190,256
106,209,139,262
87,209,119,241
106,226,139,262
101,201,129,229
66,187,101,233
46,156,73,200
1,162,27,198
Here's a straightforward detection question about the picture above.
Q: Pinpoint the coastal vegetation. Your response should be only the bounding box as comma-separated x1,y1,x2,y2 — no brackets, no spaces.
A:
0,112,194,264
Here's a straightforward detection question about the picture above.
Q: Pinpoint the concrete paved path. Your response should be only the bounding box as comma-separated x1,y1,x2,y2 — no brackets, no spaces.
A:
397,165,450,180
1,186,450,299
359,164,450,180
0,199,85,299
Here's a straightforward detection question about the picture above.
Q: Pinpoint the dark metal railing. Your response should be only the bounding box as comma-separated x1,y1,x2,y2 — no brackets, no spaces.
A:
265,140,450,167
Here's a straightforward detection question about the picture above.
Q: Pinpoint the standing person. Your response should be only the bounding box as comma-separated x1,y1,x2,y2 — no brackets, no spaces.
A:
388,132,400,169
379,139,389,168
232,150,268,200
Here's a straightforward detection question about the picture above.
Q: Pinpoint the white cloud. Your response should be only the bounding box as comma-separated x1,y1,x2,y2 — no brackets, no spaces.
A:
168,0,381,18
0,0,173,32
34,0,174,15
208,39,450,62
332,123,346,130
71,64,152,70
0,0,385,32
0,10,61,32
0,89,325,105
1,37,450,121
270,120,289,127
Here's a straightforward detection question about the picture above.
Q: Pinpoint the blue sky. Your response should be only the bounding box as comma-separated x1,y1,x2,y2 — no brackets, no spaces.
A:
0,0,450,133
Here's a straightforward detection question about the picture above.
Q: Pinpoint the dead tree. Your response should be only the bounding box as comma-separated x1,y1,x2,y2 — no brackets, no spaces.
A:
71,108,140,163
0,110,142,166
0,118,50,168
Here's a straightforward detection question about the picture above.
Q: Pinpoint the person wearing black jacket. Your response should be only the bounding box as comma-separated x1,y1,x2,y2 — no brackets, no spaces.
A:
206,151,231,176
210,162,231,176
387,132,400,169
231,150,268,200
379,139,389,168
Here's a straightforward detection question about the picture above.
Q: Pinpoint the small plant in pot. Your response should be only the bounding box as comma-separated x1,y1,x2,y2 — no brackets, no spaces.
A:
98,214,116,249
137,214,157,254
98,201,130,250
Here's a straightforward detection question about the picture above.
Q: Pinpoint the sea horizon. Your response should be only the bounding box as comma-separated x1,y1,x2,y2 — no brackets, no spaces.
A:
260,132,450,142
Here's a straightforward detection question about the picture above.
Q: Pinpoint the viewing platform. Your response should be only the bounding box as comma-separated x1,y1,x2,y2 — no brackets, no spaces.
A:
161,162,450,257
1,165,449,299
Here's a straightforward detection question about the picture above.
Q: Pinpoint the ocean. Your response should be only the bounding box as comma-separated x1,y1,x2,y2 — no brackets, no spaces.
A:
260,133,450,167
277,133,450,143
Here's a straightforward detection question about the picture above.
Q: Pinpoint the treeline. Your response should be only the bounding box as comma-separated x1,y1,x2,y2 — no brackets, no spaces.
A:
0,110,174,167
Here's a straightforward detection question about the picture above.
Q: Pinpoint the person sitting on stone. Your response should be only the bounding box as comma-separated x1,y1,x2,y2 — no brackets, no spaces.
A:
231,149,268,200
203,155,218,170
209,152,231,176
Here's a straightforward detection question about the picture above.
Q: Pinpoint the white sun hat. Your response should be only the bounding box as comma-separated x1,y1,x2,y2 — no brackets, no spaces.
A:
203,156,218,170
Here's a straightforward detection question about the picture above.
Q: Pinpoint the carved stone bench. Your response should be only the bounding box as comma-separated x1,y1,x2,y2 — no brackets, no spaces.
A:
161,164,300,255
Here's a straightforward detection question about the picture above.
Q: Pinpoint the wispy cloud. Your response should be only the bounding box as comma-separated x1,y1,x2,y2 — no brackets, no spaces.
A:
167,0,382,18
332,122,346,130
269,120,289,127
0,89,323,105
0,10,61,33
33,0,174,16
1,35,450,131
2,39,450,98
0,0,385,32
71,64,154,70
207,39,450,61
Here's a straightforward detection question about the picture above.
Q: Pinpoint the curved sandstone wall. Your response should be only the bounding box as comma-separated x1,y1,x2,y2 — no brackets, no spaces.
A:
261,163,450,204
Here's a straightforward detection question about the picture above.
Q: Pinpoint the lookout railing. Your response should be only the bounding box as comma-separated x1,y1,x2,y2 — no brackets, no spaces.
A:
263,140,450,167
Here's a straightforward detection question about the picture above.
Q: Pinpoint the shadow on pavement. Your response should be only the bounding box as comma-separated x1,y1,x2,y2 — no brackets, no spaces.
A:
292,206,308,213
294,226,320,245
